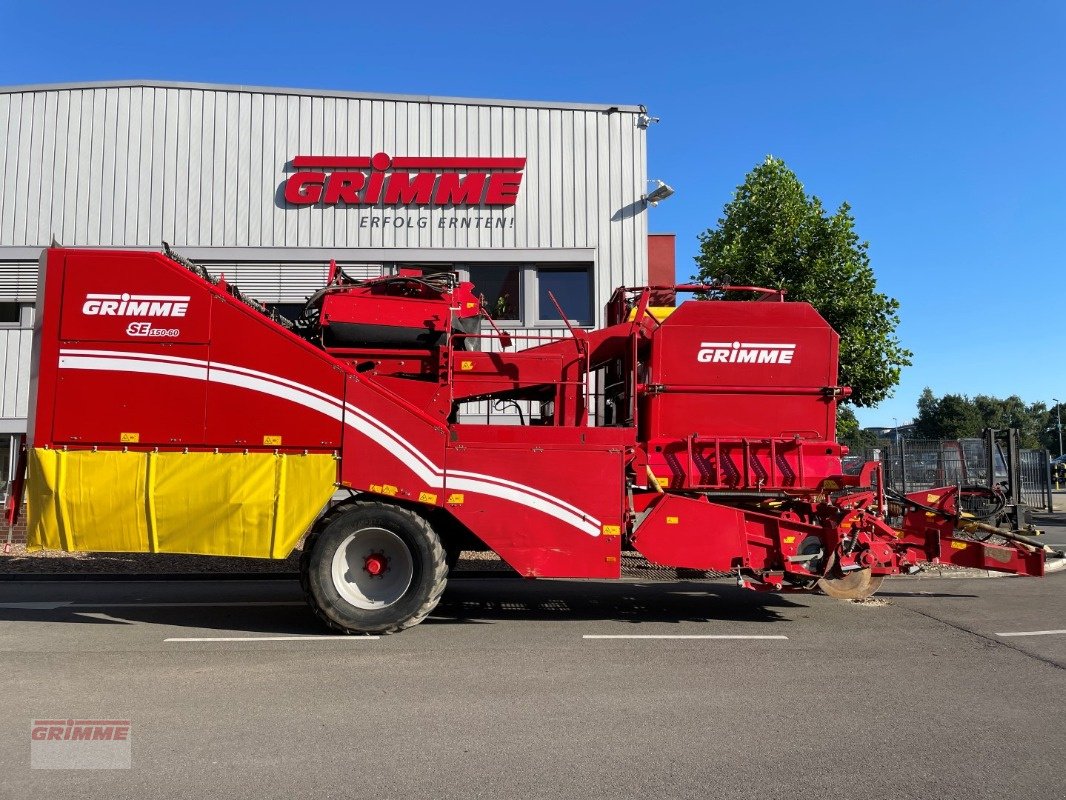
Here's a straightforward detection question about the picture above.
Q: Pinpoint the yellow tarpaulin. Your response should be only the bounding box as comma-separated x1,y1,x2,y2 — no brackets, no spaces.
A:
26,448,337,558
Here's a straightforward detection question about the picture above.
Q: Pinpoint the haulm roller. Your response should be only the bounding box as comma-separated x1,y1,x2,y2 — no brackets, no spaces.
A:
8,247,1057,633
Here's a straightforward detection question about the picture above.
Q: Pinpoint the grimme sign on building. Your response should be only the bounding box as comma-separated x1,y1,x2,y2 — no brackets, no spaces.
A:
283,153,526,207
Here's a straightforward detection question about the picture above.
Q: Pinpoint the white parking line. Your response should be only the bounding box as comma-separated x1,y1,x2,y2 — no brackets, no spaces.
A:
583,634,788,640
165,635,379,642
995,629,1066,638
78,601,306,608
0,601,306,609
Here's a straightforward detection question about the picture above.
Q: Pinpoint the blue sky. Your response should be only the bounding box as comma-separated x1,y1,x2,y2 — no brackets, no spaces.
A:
2,0,1063,428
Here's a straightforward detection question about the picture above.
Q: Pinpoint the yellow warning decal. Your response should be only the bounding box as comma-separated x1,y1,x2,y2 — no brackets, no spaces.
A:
465,302,477,309
380,484,398,497
626,306,676,323
369,484,382,493
418,491,438,505
657,477,670,487
460,360,474,371
784,535,796,544
602,524,621,536
446,493,465,505
666,516,679,525
120,432,139,443
927,493,940,503
821,479,839,490
263,435,282,446
951,541,968,550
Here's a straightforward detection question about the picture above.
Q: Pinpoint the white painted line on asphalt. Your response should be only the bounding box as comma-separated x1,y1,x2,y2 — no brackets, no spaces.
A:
582,634,788,640
995,629,1066,638
164,635,380,642
74,601,306,608
0,601,305,609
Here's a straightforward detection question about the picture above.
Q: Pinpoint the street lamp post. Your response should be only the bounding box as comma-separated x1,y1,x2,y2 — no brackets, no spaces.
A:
892,417,899,442
1054,398,1063,458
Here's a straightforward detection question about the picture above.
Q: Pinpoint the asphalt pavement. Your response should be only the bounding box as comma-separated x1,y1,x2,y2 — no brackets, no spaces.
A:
0,573,1063,800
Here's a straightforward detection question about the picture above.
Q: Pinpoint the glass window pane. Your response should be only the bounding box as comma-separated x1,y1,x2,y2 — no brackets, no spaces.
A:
0,436,10,498
0,303,20,324
468,266,523,321
538,269,590,323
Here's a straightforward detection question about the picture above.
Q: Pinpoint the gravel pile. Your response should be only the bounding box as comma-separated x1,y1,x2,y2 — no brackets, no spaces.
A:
0,543,301,574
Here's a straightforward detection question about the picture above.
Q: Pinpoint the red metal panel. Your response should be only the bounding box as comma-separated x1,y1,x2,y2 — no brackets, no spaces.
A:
339,372,450,504
443,427,626,579
57,251,212,344
632,494,748,572
204,296,346,449
52,343,209,446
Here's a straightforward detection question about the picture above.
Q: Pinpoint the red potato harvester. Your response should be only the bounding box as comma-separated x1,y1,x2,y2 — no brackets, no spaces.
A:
7,246,1059,634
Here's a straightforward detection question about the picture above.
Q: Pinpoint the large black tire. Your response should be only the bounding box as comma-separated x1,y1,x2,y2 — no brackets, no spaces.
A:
302,501,447,635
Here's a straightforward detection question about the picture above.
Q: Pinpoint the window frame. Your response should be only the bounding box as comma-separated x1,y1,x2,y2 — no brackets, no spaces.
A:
533,265,594,327
457,263,594,329
0,302,30,329
461,264,527,325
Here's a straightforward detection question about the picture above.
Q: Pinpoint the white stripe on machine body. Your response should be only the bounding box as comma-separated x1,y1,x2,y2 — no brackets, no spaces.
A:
56,348,602,537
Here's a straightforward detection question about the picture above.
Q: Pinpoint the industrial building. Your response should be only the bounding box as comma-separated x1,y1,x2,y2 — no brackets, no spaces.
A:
0,80,675,499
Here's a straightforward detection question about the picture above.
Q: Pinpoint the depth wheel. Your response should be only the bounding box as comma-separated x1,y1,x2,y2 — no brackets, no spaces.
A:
817,567,885,600
302,502,447,634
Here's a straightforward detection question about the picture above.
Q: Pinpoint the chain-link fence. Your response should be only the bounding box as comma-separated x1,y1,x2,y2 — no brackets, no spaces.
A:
846,438,1053,511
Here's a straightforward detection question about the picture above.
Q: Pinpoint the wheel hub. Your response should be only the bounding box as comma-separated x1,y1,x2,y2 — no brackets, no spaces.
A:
330,527,415,610
363,552,389,577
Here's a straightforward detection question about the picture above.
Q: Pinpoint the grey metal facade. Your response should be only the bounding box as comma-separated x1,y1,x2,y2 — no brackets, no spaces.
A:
0,80,651,437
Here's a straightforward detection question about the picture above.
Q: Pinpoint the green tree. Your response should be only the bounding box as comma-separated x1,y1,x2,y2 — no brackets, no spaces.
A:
836,407,877,449
914,389,983,439
693,156,911,407
913,388,1048,448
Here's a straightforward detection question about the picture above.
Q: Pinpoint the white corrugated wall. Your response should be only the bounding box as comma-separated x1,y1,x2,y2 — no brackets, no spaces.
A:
0,85,647,290
0,82,650,428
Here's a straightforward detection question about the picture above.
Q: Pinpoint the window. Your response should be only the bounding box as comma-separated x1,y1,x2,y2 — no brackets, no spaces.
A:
0,302,31,328
463,264,593,327
0,303,21,325
537,268,592,325
0,435,11,501
467,265,523,322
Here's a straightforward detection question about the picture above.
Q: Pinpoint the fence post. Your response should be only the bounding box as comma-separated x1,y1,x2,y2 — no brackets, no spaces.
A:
1046,450,1055,513
899,437,908,495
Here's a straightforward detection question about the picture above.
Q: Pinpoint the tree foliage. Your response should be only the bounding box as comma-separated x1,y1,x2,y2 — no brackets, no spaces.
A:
914,387,1059,450
693,156,911,407
837,407,877,449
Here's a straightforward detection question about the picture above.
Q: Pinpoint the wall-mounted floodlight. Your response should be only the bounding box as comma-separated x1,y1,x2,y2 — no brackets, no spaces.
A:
643,179,675,206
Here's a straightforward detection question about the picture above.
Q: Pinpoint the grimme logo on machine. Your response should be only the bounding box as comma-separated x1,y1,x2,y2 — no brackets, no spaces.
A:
82,293,188,338
698,341,797,364
82,293,190,317
283,152,525,206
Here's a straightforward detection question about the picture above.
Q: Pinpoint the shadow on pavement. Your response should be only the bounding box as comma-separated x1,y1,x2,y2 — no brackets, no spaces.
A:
0,577,806,634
